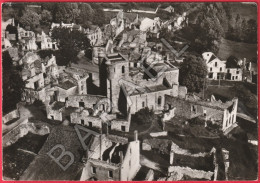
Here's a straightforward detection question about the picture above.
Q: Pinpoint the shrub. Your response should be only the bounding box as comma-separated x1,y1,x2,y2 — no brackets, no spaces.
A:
189,117,205,126
131,107,156,125
33,99,44,107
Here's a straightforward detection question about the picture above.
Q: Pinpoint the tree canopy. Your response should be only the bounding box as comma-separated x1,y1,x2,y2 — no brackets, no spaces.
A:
20,9,41,29
51,27,91,66
179,54,208,93
2,51,25,114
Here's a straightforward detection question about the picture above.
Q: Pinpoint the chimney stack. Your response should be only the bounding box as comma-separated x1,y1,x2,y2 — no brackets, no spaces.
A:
100,135,103,160
170,150,174,165
134,130,138,141
120,151,124,163
106,124,109,135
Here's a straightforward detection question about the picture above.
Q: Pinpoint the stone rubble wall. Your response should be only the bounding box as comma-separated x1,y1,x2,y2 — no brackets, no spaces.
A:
3,121,50,148
3,109,20,124
168,166,214,180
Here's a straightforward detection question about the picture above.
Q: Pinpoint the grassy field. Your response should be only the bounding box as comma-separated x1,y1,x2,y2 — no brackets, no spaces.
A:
217,38,257,61
229,2,257,21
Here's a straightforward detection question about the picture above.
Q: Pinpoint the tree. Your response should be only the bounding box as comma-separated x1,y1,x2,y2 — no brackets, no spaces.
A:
40,9,52,25
131,107,156,125
78,3,94,26
179,54,208,93
2,51,25,114
2,51,13,70
19,9,41,29
246,19,257,43
92,8,107,26
54,3,80,23
51,27,91,66
123,2,137,12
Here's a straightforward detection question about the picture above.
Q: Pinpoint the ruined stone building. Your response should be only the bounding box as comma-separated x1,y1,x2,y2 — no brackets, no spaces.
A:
51,22,85,32
21,52,59,103
86,26,103,46
165,94,238,133
80,131,140,181
101,52,186,115
1,18,16,49
36,30,58,50
110,11,126,37
17,25,38,51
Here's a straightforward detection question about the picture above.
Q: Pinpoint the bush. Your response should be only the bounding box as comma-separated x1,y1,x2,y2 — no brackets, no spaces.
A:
131,107,156,125
33,99,44,107
189,117,205,126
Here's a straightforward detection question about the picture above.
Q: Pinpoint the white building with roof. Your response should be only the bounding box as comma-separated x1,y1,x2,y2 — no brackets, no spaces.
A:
202,52,226,80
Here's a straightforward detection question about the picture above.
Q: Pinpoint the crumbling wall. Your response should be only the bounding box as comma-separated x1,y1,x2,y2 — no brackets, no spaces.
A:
111,109,131,132
145,169,154,181
221,148,230,180
162,107,175,122
82,159,120,181
3,109,19,124
66,95,106,109
142,139,171,154
71,112,102,129
130,89,172,114
57,87,77,102
3,121,50,147
165,95,192,118
168,166,214,180
25,73,44,89
170,141,209,157
222,98,238,132
178,86,187,99
111,119,130,132
120,139,140,181
47,107,63,121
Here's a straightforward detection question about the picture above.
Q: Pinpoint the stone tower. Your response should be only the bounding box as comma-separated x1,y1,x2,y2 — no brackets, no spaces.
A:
105,53,129,114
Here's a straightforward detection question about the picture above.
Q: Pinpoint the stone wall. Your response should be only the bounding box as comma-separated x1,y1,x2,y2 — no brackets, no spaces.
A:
71,111,103,129
25,73,45,90
162,107,175,122
47,107,63,121
178,86,187,99
168,166,214,180
3,109,19,124
83,159,120,181
129,88,172,114
57,86,77,102
111,109,131,132
165,95,226,126
111,119,130,132
120,140,141,181
3,121,50,147
222,98,238,132
66,95,107,109
165,95,193,119
145,169,154,181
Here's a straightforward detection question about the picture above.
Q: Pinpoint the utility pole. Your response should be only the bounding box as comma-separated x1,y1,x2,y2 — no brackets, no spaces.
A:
218,74,220,88
203,77,205,99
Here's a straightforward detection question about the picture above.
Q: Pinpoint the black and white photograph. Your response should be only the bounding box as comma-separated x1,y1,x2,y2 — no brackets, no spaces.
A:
1,2,258,181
